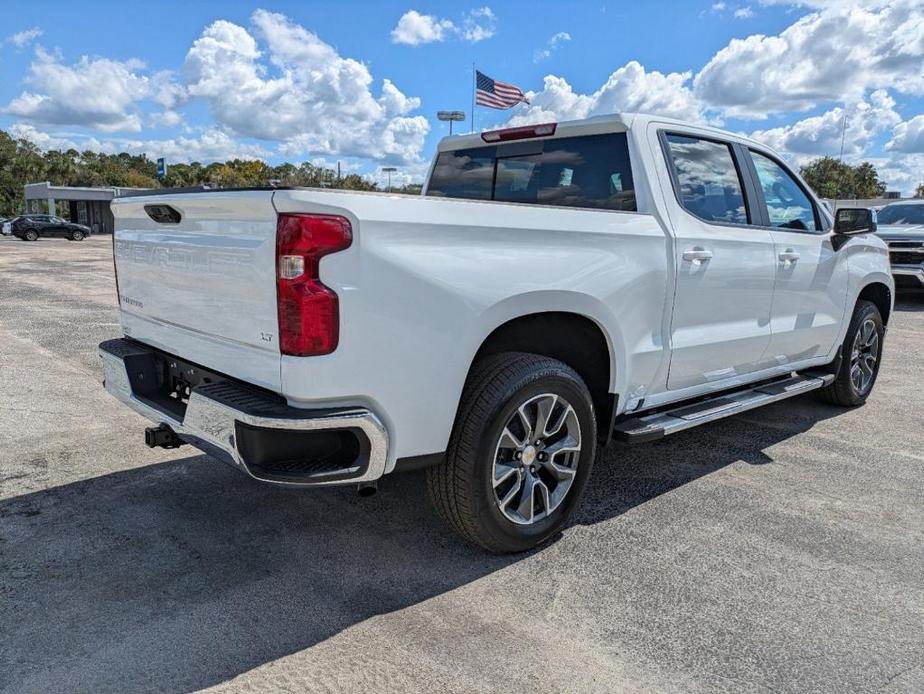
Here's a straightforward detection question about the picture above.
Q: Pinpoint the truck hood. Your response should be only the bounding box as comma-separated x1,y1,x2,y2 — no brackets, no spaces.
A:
876,224,924,242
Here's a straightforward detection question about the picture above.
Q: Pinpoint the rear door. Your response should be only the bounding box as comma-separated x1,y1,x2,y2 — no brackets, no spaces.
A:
744,149,848,364
34,216,52,235
111,191,283,390
657,130,776,390
49,216,67,236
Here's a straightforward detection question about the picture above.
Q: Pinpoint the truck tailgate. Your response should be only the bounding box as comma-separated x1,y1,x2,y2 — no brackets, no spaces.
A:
111,191,282,391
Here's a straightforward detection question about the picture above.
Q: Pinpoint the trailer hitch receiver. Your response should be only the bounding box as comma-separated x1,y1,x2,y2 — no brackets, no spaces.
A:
144,423,185,449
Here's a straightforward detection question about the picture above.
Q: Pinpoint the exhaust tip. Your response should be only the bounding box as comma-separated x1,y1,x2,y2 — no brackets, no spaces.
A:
357,482,378,497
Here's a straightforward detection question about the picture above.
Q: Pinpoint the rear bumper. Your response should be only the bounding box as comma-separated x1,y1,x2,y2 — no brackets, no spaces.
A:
99,338,389,487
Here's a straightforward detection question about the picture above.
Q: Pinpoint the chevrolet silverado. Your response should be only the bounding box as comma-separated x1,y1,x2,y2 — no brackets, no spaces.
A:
99,113,893,552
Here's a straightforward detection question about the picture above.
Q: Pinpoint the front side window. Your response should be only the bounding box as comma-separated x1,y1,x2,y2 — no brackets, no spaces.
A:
665,134,748,225
427,133,636,211
750,151,818,231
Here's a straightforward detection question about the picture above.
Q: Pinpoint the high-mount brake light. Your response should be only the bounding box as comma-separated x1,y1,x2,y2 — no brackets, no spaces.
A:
480,123,557,143
276,213,352,357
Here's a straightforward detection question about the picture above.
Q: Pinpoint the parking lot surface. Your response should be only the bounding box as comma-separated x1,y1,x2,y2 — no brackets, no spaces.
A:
1,235,923,693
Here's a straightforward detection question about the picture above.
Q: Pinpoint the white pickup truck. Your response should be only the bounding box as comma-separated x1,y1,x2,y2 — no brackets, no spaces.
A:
100,113,893,552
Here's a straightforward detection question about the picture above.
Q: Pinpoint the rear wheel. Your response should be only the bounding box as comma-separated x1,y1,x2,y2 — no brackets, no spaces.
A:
70,229,85,241
23,229,38,242
427,352,597,553
818,300,884,406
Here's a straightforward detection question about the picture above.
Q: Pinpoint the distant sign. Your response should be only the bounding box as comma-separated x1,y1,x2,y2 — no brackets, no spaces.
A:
156,158,167,179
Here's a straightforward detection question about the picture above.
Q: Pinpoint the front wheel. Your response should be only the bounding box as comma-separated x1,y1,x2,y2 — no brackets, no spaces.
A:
818,300,884,407
427,352,597,553
23,229,38,242
70,230,85,241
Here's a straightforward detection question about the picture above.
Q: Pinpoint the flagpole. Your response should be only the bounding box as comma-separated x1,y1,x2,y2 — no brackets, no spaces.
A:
471,63,476,133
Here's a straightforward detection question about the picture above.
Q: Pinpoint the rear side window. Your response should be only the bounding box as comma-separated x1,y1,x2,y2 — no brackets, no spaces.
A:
426,133,636,211
749,150,818,231
664,134,748,225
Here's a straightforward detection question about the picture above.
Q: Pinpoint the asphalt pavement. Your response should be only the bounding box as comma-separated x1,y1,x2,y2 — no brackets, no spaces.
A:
1,234,922,693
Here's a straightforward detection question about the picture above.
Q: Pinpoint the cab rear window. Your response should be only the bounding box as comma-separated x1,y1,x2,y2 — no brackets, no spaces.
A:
426,133,636,212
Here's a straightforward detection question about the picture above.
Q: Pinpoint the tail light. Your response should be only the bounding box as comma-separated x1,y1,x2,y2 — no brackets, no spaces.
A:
276,213,352,356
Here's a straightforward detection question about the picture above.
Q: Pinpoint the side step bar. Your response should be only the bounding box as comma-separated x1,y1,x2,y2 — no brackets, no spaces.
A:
613,372,835,444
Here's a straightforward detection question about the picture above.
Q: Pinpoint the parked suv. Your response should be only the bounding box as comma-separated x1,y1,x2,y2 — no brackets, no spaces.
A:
12,214,92,241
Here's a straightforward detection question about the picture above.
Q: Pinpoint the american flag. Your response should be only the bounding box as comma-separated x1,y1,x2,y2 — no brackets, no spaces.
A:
476,70,530,109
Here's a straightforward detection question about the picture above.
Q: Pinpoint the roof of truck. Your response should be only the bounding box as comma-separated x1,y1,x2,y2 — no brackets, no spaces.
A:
437,112,769,153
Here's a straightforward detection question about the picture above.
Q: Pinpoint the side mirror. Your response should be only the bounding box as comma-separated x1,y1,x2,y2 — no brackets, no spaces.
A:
834,207,877,235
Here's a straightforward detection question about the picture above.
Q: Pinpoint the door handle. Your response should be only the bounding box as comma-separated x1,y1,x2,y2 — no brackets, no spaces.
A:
682,247,713,265
779,249,801,264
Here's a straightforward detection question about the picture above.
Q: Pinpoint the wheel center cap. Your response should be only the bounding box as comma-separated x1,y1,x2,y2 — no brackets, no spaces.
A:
521,445,537,466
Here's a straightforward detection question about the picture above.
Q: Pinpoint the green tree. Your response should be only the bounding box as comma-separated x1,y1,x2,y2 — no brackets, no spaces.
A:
800,157,887,200
0,127,395,216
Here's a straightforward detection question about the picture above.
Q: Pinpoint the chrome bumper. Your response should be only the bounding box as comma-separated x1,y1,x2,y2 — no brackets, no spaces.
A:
99,339,389,487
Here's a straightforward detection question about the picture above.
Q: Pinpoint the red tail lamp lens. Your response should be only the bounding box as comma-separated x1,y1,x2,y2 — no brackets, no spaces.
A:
276,213,352,356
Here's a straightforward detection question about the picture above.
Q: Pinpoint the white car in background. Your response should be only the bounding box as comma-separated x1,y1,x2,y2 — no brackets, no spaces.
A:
876,200,924,291
1,218,12,235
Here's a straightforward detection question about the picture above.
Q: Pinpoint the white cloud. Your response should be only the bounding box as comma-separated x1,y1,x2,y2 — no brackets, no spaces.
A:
390,7,496,45
184,10,429,164
694,1,924,118
712,2,727,10
10,121,269,163
4,27,43,49
749,90,900,168
866,153,924,196
460,7,497,42
122,129,271,163
534,32,571,63
506,60,704,126
391,10,455,45
734,7,754,18
5,47,153,132
887,115,924,153
8,122,79,150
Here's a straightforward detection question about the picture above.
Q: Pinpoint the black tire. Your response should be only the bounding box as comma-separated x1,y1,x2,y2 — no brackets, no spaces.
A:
427,352,597,553
818,300,884,407
23,229,38,242
70,230,85,241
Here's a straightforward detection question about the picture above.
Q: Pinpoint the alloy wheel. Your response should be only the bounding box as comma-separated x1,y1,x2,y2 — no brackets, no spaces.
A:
491,392,582,525
850,318,879,395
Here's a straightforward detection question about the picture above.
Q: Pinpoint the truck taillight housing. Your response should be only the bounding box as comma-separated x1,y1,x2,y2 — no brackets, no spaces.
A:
276,213,352,356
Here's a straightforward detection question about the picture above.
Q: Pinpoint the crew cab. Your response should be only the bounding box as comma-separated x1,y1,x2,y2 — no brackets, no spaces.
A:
99,113,893,552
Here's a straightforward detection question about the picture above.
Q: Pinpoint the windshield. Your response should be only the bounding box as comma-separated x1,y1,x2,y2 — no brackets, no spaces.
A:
877,204,924,225
426,133,636,212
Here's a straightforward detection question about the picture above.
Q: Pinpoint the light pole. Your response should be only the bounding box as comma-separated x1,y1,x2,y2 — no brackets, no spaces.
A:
381,166,397,192
437,110,466,136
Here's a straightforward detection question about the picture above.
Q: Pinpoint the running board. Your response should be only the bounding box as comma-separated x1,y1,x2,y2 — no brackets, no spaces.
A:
613,372,835,444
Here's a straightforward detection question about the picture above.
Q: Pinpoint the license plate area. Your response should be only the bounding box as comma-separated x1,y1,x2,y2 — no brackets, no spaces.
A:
125,349,227,420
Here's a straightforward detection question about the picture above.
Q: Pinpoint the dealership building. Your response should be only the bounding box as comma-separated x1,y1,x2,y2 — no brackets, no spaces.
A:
23,182,149,235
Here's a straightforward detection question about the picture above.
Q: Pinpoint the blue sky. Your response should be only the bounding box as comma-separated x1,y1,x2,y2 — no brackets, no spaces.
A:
2,0,923,192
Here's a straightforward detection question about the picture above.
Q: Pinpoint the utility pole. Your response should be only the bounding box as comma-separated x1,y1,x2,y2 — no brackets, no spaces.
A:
836,113,849,207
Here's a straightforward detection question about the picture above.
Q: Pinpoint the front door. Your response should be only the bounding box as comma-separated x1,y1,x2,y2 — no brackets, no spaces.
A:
746,149,849,364
659,132,777,390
